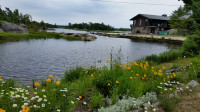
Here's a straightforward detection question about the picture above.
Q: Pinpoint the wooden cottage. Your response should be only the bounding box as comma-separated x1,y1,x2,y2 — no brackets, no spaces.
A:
130,14,170,34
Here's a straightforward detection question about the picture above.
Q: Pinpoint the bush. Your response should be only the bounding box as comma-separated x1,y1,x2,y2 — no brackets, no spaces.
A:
63,67,85,82
90,93,105,111
183,34,200,56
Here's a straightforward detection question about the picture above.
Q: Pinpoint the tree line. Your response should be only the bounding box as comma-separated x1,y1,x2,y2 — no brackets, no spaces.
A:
66,22,115,31
0,6,56,29
169,0,200,34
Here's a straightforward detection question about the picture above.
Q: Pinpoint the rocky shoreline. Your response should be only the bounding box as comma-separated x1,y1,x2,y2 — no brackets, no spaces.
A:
92,32,185,45
61,33,97,41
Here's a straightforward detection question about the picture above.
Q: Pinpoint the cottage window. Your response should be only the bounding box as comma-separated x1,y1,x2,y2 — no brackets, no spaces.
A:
139,19,142,26
133,20,136,26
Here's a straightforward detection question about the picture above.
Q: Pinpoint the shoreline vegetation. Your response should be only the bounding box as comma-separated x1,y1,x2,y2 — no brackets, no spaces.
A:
0,30,97,42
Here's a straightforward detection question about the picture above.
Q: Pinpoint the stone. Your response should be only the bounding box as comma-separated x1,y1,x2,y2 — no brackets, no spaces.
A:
186,80,199,87
0,21,28,34
0,28,4,33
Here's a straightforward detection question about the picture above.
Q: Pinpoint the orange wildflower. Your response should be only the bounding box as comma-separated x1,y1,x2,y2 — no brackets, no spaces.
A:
116,80,119,84
49,75,53,78
56,81,60,85
91,74,94,77
34,82,40,87
130,77,133,79
107,83,110,86
46,79,51,83
22,106,29,112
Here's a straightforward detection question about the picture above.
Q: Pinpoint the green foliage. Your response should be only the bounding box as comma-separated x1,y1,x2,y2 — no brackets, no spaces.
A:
145,50,183,64
0,31,62,42
159,94,181,112
0,21,3,27
66,22,114,31
90,93,105,111
183,34,200,56
188,57,200,80
161,36,165,39
63,67,85,82
169,6,193,34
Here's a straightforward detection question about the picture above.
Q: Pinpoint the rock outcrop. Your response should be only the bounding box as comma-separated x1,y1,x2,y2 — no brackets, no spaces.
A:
61,33,97,41
0,21,28,34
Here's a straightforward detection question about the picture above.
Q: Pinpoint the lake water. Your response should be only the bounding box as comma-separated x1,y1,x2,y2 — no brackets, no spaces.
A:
0,29,179,82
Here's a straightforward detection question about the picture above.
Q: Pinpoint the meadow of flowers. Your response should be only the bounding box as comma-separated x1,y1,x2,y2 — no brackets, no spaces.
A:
0,58,185,112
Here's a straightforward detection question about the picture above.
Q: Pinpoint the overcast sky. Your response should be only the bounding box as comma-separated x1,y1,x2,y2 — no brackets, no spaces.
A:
1,0,184,28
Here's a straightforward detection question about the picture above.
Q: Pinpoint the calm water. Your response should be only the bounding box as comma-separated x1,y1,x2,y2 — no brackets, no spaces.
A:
0,29,179,82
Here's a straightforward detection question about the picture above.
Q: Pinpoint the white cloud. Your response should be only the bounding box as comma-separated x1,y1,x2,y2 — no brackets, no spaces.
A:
1,0,184,28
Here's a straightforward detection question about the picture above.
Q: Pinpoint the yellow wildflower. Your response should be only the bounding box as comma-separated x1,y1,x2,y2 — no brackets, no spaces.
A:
34,82,40,87
162,66,166,70
140,63,143,68
142,77,144,80
108,83,110,86
171,75,173,78
124,63,128,66
144,74,147,77
46,79,51,83
151,67,154,69
158,73,162,76
120,65,123,67
173,74,176,77
159,70,162,73
49,75,53,78
91,74,94,77
130,77,133,79
129,63,131,66
106,60,109,62
113,62,116,65
0,76,1,80
56,81,60,85
154,72,157,75
79,96,82,99
116,80,119,84
136,74,139,76
22,106,29,112
0,108,6,112
144,65,147,69
167,75,170,78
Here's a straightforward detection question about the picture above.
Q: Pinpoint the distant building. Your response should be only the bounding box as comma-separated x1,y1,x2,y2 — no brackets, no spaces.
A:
130,14,170,34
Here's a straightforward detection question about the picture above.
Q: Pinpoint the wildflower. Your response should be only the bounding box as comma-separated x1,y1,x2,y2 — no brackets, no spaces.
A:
151,67,154,69
13,104,17,107
71,101,74,104
153,108,156,111
44,99,47,102
91,74,94,77
142,77,144,80
83,102,87,105
37,98,42,102
42,89,45,92
46,79,51,83
42,104,45,107
162,66,166,70
56,81,60,85
79,96,82,99
113,62,116,64
49,75,53,78
159,70,162,73
22,106,29,112
31,97,35,100
136,74,139,76
158,73,162,76
116,80,119,84
57,109,61,112
0,108,6,112
107,83,110,86
0,76,1,80
144,74,147,77
134,77,136,79
34,82,40,87
106,60,109,62
120,65,123,67
130,77,133,79
154,72,157,75
173,74,176,77
167,76,170,79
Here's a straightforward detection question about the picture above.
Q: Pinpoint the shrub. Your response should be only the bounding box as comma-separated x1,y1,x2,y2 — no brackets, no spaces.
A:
183,34,200,56
63,67,85,82
159,94,180,112
90,93,105,111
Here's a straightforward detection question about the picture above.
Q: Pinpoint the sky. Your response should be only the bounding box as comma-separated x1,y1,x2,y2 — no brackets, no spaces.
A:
0,0,184,28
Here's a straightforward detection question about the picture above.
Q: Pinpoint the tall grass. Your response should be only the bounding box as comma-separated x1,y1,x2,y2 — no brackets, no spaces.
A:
144,49,184,64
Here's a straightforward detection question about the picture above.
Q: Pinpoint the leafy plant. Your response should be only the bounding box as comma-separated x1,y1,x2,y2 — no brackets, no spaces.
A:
90,93,105,111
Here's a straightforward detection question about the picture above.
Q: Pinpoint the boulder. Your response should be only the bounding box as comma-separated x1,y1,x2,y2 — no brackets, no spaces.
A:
186,80,199,87
0,28,4,33
0,21,28,34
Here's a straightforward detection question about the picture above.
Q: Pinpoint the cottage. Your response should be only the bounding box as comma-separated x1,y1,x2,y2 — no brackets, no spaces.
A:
130,14,170,34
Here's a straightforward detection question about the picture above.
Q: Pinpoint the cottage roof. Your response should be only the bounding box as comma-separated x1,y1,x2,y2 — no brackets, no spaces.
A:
130,14,170,21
